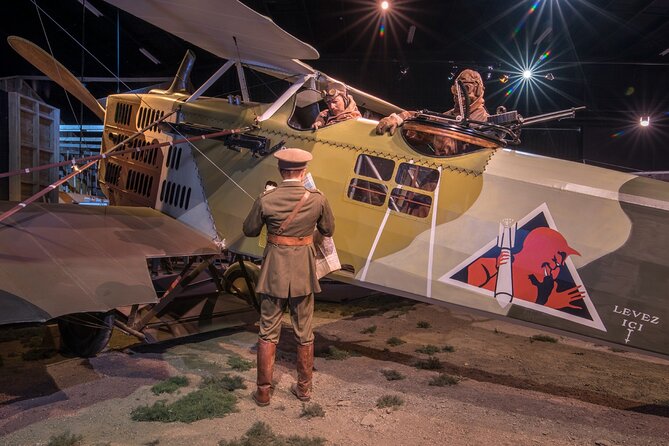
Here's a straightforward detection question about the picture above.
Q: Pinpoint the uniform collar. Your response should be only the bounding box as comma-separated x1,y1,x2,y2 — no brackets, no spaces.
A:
280,179,305,187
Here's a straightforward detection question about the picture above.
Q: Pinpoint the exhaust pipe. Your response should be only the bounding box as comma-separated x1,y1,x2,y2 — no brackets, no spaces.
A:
152,50,196,95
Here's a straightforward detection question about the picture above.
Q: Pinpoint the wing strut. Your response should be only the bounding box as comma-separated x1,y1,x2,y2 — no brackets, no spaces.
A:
186,60,236,103
256,74,314,122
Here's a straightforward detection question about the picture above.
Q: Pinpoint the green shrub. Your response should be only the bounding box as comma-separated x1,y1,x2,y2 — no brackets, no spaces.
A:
131,400,171,422
202,374,247,392
415,357,442,370
386,337,405,347
416,321,431,329
381,369,405,381
131,388,238,423
320,345,351,360
360,325,377,334
227,355,255,371
442,345,455,352
415,345,440,355
151,376,189,395
376,394,404,409
429,373,459,387
219,421,326,446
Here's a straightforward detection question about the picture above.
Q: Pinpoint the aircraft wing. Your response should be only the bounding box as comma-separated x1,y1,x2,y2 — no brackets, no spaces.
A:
103,0,404,115
0,203,219,325
103,0,318,75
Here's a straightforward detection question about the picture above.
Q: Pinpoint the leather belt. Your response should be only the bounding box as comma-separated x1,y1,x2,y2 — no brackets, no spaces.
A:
267,233,313,246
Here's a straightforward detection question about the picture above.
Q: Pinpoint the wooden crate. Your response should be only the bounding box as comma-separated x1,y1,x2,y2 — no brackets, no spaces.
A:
2,92,60,202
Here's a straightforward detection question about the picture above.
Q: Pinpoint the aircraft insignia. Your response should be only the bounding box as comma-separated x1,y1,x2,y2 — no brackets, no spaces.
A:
440,203,606,331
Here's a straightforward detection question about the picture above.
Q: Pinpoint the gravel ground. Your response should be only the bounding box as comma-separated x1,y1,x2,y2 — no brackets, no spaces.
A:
1,299,668,446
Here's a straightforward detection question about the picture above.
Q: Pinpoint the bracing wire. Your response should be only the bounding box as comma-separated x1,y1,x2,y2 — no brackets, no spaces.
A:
29,0,258,202
33,2,80,128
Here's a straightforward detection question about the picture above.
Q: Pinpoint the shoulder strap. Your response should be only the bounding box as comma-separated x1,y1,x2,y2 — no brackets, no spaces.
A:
276,190,311,235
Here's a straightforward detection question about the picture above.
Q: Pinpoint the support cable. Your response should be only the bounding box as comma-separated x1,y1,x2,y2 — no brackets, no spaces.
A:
0,121,253,224
27,1,258,203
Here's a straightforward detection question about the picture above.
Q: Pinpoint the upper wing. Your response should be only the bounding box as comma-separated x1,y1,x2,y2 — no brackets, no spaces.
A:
103,0,404,115
103,0,318,75
0,203,219,325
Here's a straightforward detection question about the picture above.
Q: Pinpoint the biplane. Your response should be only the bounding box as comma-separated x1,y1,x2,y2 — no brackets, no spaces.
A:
1,0,667,359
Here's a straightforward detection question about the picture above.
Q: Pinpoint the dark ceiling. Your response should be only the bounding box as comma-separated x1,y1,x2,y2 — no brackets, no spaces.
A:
2,0,668,170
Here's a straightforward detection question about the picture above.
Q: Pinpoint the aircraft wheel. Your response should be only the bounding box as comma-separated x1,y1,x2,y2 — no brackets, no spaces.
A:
57,312,115,357
223,261,261,313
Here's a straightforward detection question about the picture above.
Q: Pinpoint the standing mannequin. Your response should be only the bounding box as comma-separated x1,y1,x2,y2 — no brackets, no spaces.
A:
243,148,335,405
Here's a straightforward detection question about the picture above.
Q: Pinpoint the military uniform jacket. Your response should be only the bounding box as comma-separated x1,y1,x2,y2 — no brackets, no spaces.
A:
243,181,335,298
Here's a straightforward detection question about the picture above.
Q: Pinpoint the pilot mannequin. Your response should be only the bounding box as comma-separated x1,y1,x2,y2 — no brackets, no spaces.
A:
375,69,490,136
312,81,362,130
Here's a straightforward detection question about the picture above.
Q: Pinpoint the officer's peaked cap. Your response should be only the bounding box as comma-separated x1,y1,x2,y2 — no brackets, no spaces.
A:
274,148,312,170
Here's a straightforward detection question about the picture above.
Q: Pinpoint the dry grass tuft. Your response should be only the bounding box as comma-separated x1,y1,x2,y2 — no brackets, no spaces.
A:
300,402,325,419
376,394,404,409
381,369,405,381
429,373,460,386
530,334,557,343
386,337,405,347
47,431,83,446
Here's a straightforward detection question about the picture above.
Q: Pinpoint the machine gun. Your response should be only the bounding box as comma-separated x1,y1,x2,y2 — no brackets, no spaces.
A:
414,106,585,147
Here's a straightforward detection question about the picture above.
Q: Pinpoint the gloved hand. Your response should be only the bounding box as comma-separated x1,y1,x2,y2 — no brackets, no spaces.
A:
375,113,404,135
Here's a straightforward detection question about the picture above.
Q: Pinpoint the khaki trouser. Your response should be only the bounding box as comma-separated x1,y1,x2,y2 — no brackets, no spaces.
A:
259,294,314,345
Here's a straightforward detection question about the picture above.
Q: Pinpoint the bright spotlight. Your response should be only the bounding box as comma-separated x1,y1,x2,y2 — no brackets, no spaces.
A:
640,117,650,127
381,1,389,11
522,70,533,79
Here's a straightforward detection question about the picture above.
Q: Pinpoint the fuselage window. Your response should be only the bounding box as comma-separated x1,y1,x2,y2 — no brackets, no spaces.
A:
389,188,432,218
347,178,387,207
354,154,394,181
395,164,439,192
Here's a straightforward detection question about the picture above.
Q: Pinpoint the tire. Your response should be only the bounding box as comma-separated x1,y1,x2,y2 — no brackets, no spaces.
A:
223,261,261,313
57,312,115,357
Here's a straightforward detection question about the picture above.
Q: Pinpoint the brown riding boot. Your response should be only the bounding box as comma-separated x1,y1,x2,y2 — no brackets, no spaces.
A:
252,338,276,406
290,342,314,401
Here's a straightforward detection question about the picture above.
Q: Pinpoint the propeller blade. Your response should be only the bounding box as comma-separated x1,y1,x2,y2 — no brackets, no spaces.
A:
8,36,106,121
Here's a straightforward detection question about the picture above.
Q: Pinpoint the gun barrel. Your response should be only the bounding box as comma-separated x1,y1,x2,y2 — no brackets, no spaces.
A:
522,106,585,126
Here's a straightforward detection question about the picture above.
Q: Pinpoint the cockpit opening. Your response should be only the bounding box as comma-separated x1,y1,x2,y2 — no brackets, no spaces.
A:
288,89,322,130
401,118,499,158
288,87,384,131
